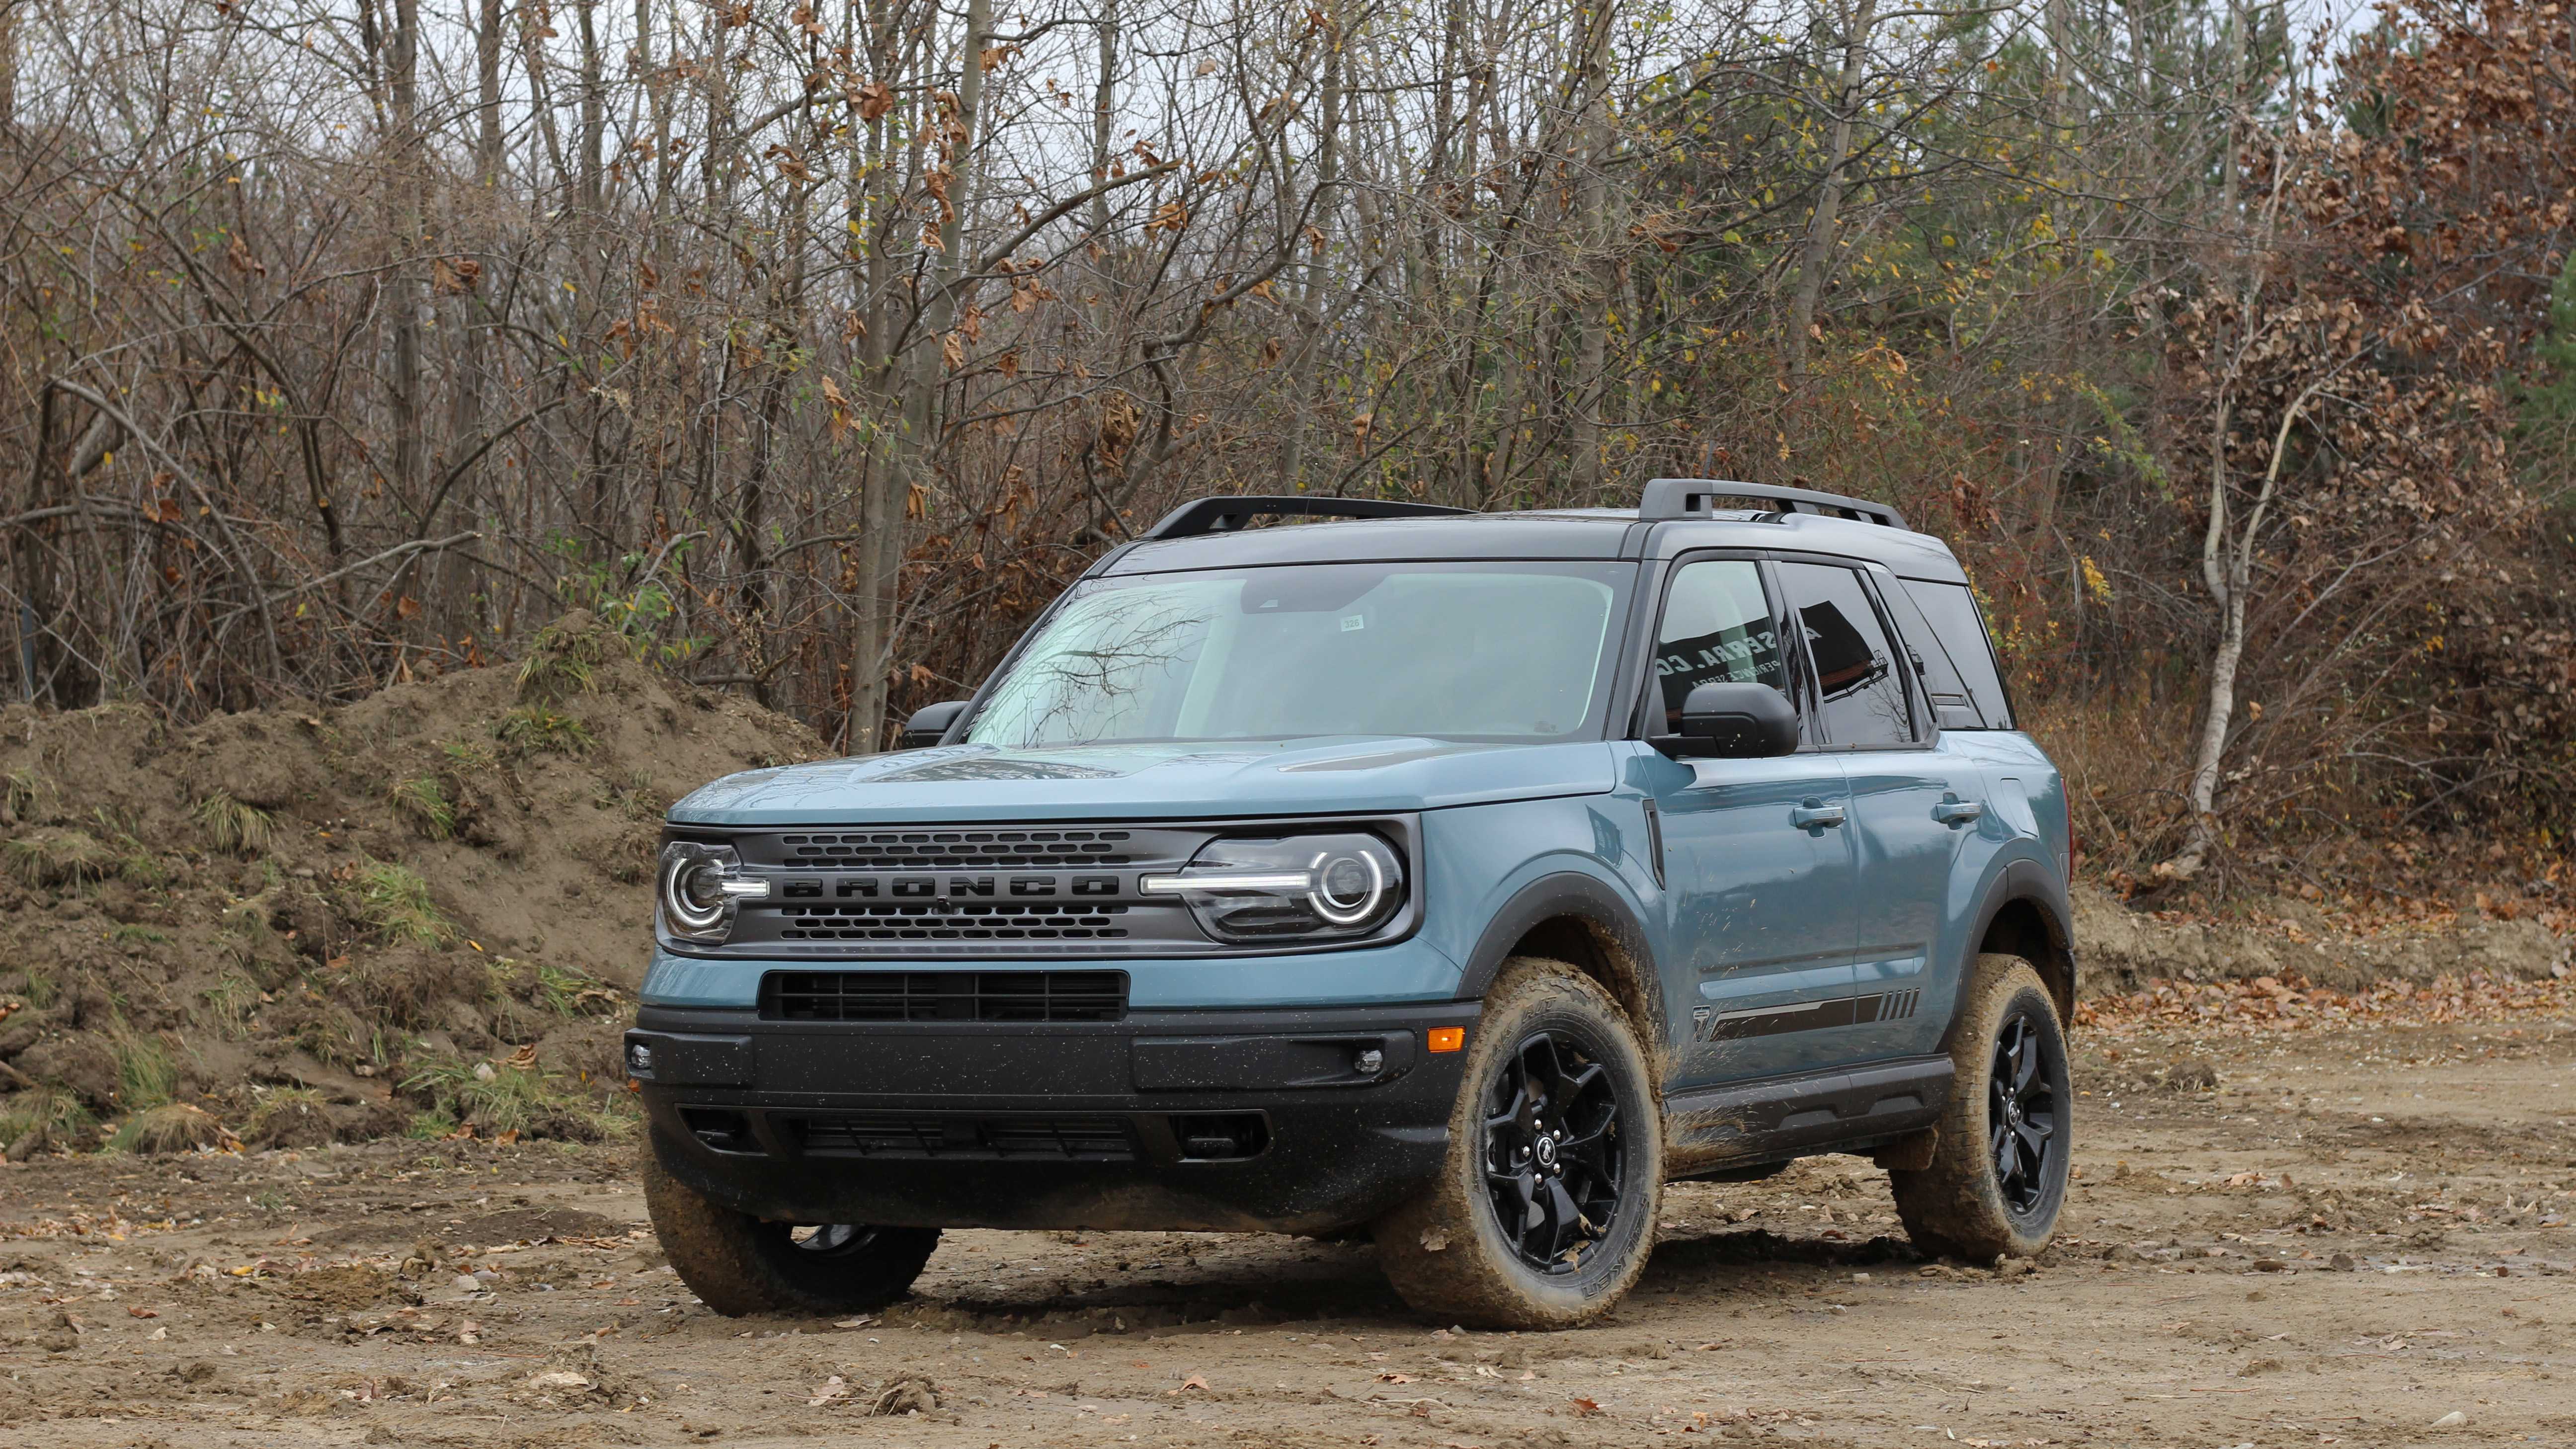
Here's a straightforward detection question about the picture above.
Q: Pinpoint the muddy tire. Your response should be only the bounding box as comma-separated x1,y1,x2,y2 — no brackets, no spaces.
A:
643,1147,939,1316
1890,954,2071,1261
1373,959,1662,1329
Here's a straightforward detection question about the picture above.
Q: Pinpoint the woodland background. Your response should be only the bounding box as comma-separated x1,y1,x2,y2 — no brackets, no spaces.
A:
1,0,2572,892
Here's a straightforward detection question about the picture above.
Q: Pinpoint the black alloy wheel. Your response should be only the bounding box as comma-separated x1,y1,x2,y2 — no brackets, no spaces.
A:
1481,1029,1625,1273
1989,1008,2061,1217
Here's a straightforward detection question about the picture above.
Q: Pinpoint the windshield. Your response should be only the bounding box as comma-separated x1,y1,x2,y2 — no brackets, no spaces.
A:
966,562,1632,748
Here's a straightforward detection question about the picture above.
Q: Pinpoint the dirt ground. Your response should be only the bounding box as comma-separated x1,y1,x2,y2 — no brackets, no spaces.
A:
2,1001,2569,1449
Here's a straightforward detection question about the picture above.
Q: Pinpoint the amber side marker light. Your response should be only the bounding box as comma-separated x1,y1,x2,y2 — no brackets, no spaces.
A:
1427,1027,1465,1053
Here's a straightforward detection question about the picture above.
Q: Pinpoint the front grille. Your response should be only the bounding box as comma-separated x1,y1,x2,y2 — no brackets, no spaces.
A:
774,829,1133,870
786,1113,1136,1161
776,901,1131,942
762,969,1128,1023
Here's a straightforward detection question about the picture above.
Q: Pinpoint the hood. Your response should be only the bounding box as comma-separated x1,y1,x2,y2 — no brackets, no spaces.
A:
668,737,1616,825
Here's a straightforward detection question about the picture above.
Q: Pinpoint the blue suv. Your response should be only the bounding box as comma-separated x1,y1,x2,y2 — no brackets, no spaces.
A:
629,480,2076,1328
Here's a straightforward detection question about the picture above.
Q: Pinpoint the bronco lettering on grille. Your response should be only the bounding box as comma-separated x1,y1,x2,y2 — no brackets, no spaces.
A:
821,872,1126,901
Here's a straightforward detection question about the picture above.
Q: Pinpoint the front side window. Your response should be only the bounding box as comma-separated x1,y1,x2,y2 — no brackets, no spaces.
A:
1649,559,1791,734
966,562,1629,748
1776,561,1914,748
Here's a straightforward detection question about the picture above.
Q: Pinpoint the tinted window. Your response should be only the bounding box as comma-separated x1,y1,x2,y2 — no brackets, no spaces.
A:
1650,560,1789,734
1874,579,1977,731
1777,562,1913,747
1898,579,2013,729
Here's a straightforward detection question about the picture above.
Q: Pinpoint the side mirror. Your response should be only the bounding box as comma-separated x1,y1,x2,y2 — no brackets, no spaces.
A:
897,699,969,749
1665,682,1798,759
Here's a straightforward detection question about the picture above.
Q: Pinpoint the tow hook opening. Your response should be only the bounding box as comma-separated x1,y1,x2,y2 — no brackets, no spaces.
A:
681,1107,755,1153
1172,1113,1269,1162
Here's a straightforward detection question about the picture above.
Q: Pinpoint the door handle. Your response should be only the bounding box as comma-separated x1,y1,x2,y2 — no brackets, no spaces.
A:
1790,800,1846,830
1933,797,1985,827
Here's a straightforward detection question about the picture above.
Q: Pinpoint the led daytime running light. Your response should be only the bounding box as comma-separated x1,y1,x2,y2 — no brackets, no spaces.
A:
1138,870,1315,894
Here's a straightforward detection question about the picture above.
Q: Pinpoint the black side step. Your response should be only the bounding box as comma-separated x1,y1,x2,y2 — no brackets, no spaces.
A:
1662,1055,1950,1173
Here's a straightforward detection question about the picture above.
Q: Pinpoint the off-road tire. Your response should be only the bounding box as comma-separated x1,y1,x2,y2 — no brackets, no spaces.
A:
1890,954,2071,1261
644,1146,939,1316
1374,958,1662,1329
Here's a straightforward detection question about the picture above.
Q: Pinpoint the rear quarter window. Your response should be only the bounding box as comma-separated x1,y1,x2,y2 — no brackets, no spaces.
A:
1893,579,2014,730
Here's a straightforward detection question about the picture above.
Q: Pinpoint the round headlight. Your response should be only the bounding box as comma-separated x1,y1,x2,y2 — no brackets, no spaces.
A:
1140,831,1405,941
1308,847,1386,926
658,841,754,942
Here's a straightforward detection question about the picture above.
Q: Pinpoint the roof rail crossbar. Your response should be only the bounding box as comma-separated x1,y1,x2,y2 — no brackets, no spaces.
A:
1140,494,1472,540
1638,478,1907,530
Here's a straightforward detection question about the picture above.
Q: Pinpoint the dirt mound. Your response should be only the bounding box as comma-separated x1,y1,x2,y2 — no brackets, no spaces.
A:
2074,883,2572,995
0,612,824,1156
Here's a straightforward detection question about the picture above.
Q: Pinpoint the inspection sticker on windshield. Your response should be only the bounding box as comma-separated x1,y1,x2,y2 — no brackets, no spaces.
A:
1341,614,1366,632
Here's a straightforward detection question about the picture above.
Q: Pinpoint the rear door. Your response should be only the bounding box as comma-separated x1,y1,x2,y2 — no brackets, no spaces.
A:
1773,558,1982,1062
1635,555,1858,1088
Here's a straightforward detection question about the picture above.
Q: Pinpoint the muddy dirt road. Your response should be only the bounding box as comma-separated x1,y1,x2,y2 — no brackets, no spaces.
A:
3,1009,2569,1449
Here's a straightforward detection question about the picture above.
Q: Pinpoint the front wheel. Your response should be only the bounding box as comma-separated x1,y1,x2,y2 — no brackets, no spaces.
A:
644,1147,939,1316
1373,959,1662,1329
1890,954,2071,1260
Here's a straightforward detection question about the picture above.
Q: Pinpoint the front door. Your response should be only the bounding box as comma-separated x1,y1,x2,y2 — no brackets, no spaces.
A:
1637,556,1857,1088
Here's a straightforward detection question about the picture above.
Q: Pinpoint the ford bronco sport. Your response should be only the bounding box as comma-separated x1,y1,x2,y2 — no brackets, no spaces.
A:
629,479,2075,1329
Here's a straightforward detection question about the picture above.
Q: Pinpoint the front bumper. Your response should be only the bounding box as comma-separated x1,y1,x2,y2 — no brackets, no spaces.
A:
629,1000,1478,1235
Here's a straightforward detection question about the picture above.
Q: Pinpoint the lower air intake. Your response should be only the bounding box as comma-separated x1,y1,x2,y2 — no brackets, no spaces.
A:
761,969,1128,1023
786,1113,1136,1162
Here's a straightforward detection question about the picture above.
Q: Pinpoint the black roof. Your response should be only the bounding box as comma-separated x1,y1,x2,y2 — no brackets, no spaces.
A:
1094,505,1971,585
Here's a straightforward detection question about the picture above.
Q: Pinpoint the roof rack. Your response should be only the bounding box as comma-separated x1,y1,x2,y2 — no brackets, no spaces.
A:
1139,494,1472,540
1638,478,1907,530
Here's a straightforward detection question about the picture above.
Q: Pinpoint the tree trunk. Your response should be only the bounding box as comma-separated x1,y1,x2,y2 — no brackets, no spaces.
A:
844,0,934,750
578,0,605,217
476,0,503,184
1279,9,1344,490
387,0,427,517
1787,0,1877,380
1562,0,1618,494
1087,0,1118,341
2170,382,2320,879
0,0,18,132
2219,0,2246,214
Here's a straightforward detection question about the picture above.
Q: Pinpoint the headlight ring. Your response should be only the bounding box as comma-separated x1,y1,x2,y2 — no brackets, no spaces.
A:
1305,846,1387,926
657,840,768,944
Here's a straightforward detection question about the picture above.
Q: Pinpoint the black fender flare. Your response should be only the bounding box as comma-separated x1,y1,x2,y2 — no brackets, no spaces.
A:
1945,858,2077,1040
1452,870,1666,1047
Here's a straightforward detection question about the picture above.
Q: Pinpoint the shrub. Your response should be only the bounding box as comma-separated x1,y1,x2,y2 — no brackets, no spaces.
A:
400,1055,605,1141
514,613,616,703
358,862,453,946
199,970,261,1036
108,1102,236,1155
0,1087,95,1159
3,828,113,886
111,1032,178,1110
387,775,456,840
2,767,52,825
192,791,276,856
495,705,596,757
243,1087,336,1149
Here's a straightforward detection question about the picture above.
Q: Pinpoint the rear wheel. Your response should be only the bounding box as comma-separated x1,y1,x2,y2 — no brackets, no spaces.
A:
1374,959,1661,1329
644,1147,939,1316
1890,954,2071,1260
